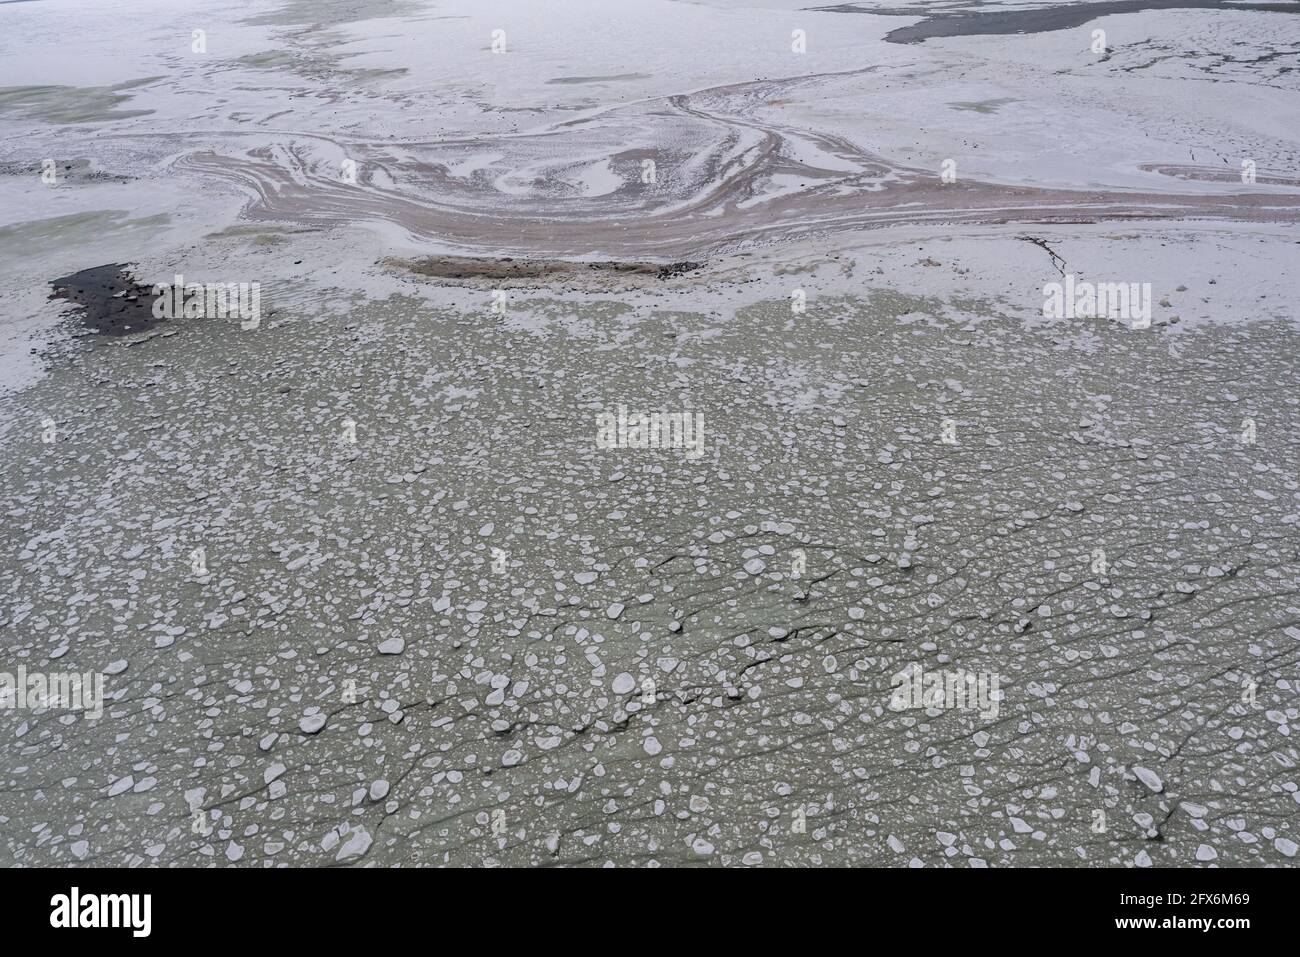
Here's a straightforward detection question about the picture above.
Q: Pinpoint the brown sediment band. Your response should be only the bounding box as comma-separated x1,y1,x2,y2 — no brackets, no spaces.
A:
172,67,1300,261
386,256,704,282
181,141,1300,261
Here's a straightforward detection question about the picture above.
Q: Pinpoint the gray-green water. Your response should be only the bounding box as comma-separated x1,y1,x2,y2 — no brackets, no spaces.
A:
2,289,1296,866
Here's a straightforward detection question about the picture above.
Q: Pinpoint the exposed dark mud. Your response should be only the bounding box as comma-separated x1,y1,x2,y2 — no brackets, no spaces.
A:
49,263,167,338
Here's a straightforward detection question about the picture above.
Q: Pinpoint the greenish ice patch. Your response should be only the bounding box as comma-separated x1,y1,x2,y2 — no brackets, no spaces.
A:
948,97,1018,114
546,73,653,85
236,50,300,71
235,48,408,85
0,211,169,266
0,78,160,123
242,0,423,28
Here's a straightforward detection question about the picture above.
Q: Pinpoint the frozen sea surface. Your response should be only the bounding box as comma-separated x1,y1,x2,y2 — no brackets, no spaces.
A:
0,0,1297,867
